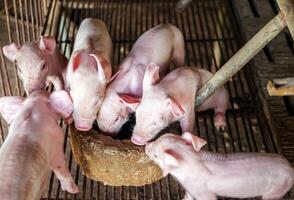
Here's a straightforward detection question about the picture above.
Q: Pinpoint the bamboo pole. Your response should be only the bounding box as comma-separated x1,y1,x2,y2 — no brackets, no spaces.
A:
195,11,287,107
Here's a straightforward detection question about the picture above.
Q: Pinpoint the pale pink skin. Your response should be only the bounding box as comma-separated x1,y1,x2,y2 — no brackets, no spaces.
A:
132,66,228,145
2,36,67,95
66,18,113,131
146,132,294,200
0,90,79,199
97,24,185,135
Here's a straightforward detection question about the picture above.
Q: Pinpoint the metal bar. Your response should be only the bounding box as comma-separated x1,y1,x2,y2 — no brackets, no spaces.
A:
11,0,22,96
61,1,74,58
24,0,31,41
82,174,87,200
38,0,43,27
19,0,26,42
41,0,53,35
4,0,13,43
185,6,197,66
50,0,62,38
0,48,9,97
196,11,287,107
12,0,21,45
45,0,56,36
57,1,69,50
33,0,40,36
29,0,36,40
89,180,94,200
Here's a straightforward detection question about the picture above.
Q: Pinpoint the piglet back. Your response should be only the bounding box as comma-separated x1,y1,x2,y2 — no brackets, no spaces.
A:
0,135,49,200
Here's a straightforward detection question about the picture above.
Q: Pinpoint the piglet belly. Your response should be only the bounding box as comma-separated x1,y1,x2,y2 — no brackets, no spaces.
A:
0,135,49,200
207,174,270,198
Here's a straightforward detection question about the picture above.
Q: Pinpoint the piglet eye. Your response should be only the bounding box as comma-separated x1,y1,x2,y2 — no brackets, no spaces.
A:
154,154,158,158
41,62,47,71
17,67,22,73
114,116,119,122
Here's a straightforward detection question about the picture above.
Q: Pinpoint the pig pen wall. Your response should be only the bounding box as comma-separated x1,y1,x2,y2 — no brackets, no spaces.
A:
0,0,293,199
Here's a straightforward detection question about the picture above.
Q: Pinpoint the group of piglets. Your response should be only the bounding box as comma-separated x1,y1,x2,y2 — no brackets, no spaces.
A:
0,17,293,199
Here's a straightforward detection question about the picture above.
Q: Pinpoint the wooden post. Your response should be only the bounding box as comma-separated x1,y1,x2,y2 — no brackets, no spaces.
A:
277,0,294,40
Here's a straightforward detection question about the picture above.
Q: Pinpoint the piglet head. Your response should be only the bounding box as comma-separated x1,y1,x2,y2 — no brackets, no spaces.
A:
132,97,170,145
0,90,72,125
145,133,207,176
96,89,139,134
49,90,73,120
145,134,184,176
132,63,185,146
2,36,57,94
69,50,107,131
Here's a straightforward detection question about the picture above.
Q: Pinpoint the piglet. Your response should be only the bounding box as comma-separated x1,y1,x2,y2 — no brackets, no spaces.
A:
3,36,67,94
97,24,185,135
0,90,79,200
66,18,113,131
146,132,294,200
132,66,228,145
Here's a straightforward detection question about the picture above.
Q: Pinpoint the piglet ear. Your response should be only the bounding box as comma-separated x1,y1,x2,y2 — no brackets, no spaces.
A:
118,94,141,111
72,51,82,72
2,43,19,61
39,36,56,53
166,97,185,119
108,69,121,84
49,90,73,119
162,149,182,176
89,54,107,84
181,132,207,151
0,96,24,124
143,63,160,91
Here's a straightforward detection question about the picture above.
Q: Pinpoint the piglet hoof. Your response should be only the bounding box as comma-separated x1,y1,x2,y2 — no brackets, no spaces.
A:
214,112,226,131
60,177,80,194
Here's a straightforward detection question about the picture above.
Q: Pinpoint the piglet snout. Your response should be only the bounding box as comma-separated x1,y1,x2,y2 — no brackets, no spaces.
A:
131,134,149,146
74,120,93,131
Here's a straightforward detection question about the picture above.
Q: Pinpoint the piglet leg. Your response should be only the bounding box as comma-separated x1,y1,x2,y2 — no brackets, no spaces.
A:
180,111,195,133
182,192,194,200
213,90,228,131
50,74,65,91
214,111,226,131
197,85,228,131
51,146,79,193
172,43,185,68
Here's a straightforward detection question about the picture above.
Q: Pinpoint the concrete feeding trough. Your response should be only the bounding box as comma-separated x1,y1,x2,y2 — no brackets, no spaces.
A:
69,126,162,186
